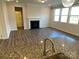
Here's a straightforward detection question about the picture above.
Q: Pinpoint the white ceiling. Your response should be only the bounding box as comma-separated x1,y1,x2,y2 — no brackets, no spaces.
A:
5,0,79,8
21,0,79,7
20,0,62,6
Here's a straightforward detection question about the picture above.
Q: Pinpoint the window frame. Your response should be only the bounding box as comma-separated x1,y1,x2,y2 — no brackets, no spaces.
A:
54,6,79,25
68,6,79,24
60,8,69,23
54,8,61,22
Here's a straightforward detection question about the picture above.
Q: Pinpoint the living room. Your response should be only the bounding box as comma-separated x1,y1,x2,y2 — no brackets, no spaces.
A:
0,0,79,59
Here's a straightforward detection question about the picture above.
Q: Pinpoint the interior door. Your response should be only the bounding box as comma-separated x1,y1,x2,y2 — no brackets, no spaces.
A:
15,11,23,28
15,7,24,30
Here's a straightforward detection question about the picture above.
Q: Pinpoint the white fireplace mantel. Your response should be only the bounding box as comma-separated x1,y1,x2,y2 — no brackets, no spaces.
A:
27,17,40,29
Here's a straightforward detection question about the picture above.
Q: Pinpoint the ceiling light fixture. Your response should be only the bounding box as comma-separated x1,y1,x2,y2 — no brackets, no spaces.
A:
62,0,75,7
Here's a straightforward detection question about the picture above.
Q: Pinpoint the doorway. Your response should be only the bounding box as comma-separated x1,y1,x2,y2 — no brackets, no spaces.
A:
15,7,24,30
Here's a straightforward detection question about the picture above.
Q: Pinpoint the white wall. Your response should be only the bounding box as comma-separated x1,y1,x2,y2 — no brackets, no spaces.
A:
2,2,11,38
50,9,79,36
0,0,2,39
6,3,50,30
26,4,50,29
0,2,50,39
6,3,17,31
0,0,10,39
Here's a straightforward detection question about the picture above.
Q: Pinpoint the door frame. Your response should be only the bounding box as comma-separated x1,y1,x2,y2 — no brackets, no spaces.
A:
15,7,24,30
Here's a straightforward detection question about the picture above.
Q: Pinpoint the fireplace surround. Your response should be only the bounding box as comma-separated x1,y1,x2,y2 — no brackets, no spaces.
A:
30,20,40,29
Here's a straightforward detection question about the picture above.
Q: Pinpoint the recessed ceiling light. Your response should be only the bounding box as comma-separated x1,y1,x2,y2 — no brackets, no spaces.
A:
67,0,70,2
7,0,10,1
40,40,43,43
24,57,27,59
41,0,45,3
16,0,19,2
62,44,65,47
6,0,14,2
39,0,47,3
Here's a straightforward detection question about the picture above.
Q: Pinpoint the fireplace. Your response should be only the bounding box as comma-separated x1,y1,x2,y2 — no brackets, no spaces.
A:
30,20,40,29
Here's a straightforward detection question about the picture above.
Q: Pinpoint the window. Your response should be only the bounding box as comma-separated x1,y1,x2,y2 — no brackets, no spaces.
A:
54,6,79,25
60,8,69,23
69,16,79,24
54,9,60,22
69,7,79,24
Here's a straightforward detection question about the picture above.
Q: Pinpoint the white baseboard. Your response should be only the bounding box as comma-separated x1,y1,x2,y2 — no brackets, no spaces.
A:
10,28,17,31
